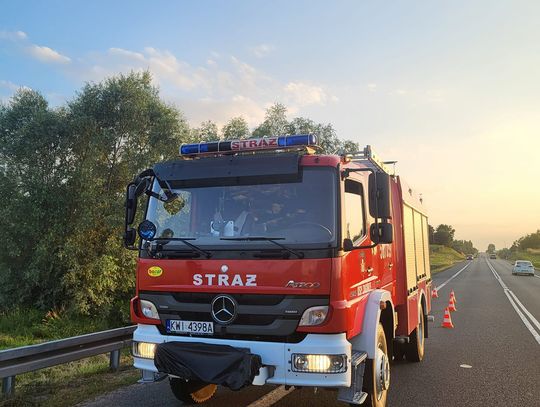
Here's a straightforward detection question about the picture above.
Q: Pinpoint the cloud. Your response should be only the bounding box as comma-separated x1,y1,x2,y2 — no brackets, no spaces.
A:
251,44,274,58
108,47,145,61
0,80,22,91
0,30,27,41
14,43,334,127
27,45,71,64
284,81,331,106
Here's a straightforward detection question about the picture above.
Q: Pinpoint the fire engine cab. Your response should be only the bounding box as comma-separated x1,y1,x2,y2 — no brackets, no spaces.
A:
123,135,432,406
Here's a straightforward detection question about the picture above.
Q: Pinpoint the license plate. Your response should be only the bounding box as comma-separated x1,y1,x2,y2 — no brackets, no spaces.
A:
166,320,214,335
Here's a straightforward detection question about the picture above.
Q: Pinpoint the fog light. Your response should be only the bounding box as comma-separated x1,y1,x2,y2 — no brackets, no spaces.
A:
132,341,157,359
291,353,347,373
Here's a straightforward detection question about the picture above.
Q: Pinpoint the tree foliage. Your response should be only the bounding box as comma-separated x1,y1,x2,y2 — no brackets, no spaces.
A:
254,104,359,154
487,243,496,253
222,117,249,140
0,73,360,322
433,224,455,246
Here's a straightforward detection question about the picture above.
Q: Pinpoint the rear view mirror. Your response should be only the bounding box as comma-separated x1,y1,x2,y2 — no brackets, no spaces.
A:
135,178,151,197
369,172,391,219
125,183,137,225
370,222,393,244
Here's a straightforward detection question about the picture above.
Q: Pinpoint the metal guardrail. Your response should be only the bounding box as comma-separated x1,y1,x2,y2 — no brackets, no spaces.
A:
0,325,136,397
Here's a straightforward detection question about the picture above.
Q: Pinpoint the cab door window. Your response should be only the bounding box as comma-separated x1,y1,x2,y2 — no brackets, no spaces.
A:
344,180,366,243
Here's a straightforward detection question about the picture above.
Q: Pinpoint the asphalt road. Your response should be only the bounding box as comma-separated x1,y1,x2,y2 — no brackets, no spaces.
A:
79,257,540,407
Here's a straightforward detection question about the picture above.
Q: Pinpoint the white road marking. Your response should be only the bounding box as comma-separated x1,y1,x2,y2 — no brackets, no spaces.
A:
247,385,294,407
435,262,471,291
486,260,540,345
460,364,472,369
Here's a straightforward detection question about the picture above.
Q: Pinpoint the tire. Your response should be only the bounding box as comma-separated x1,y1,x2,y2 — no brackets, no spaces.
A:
406,306,425,362
169,378,217,404
362,323,390,407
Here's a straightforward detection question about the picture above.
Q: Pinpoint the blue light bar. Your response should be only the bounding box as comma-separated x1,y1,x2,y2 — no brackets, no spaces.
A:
180,134,317,156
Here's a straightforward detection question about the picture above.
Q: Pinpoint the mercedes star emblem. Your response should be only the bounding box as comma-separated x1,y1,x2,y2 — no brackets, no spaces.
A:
211,294,237,325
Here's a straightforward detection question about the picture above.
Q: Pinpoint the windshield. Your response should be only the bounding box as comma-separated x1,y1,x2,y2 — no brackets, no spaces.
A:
144,167,336,249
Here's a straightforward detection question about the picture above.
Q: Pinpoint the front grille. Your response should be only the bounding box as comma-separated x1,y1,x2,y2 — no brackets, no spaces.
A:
172,292,287,306
140,291,329,342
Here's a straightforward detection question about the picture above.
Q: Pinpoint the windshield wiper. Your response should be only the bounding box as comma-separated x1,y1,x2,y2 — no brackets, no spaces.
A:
148,237,212,259
220,237,304,259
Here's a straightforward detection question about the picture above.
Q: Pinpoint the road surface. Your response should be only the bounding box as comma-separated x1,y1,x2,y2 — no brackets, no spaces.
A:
79,257,540,407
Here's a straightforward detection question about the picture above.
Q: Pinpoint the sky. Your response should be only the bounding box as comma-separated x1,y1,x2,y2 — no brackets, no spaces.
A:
1,0,539,250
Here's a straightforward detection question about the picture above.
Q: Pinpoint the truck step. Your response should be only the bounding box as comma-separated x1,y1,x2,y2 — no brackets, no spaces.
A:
337,351,368,405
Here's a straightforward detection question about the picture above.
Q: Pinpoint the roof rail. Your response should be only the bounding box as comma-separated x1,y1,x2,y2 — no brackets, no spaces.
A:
347,145,397,175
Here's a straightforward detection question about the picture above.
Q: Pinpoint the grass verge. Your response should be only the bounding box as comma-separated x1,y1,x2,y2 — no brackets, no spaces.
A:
0,309,137,406
430,244,465,274
505,250,540,269
0,351,139,407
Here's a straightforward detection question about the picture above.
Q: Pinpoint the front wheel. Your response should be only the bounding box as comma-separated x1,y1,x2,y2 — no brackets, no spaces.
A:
362,323,390,407
169,378,217,404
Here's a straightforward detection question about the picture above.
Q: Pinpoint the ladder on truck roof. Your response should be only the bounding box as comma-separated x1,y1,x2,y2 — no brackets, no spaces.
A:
348,145,397,175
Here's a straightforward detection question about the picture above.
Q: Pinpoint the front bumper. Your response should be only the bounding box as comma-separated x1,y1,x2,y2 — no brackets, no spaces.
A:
133,324,352,387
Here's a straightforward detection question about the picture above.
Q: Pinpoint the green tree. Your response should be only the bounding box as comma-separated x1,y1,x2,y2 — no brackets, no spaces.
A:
191,120,219,142
428,224,435,244
516,230,540,250
433,224,455,246
252,103,288,137
60,71,191,319
222,116,249,139
0,89,71,309
487,243,496,253
253,104,359,154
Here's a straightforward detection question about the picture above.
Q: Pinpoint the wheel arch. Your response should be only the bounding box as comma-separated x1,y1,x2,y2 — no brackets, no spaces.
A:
350,289,394,359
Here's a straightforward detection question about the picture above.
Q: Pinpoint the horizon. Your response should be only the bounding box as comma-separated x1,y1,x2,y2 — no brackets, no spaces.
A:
1,0,539,250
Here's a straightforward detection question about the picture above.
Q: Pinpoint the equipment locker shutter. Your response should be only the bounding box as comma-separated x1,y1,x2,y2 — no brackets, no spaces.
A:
403,204,417,291
413,211,426,280
422,215,431,279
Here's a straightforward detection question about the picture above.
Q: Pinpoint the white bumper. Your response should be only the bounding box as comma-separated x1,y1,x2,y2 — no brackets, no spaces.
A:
133,324,352,387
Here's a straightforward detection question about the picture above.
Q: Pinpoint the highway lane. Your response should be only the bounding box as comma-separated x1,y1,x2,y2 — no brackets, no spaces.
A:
78,259,540,407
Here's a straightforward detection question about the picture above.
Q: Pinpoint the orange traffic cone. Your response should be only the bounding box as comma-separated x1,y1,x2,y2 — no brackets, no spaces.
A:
432,288,439,298
450,290,457,304
448,296,457,312
442,307,454,328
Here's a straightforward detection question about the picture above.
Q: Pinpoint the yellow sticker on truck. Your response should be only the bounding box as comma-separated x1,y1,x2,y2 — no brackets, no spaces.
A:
148,266,163,277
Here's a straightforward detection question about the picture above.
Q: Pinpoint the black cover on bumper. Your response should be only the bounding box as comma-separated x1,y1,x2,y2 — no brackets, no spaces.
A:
154,342,262,390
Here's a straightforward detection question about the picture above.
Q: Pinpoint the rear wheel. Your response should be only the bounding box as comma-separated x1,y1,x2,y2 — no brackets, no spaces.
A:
169,378,217,404
362,323,390,407
406,305,425,362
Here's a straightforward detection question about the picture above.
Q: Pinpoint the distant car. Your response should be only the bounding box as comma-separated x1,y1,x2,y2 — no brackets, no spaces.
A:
489,253,496,259
512,260,535,276
466,255,473,260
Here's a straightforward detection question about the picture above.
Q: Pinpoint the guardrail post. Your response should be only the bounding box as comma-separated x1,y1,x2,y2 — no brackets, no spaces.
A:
2,376,15,397
109,349,120,371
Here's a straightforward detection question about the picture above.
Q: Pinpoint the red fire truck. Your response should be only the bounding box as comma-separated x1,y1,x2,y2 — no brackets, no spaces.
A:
124,135,432,406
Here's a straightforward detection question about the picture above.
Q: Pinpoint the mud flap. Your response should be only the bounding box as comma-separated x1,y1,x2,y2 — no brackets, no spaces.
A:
154,342,262,391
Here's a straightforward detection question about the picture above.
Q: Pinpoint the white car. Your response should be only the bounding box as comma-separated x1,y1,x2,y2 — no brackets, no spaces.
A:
512,260,535,276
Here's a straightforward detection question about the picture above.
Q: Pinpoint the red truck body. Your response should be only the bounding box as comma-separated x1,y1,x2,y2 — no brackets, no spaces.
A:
126,138,432,406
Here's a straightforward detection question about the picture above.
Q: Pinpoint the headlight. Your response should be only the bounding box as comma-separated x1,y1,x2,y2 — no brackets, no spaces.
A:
291,353,347,373
140,300,160,320
132,341,157,359
299,306,328,326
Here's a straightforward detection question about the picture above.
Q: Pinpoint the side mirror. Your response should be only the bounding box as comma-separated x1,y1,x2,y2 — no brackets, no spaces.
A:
134,177,151,197
124,227,136,247
125,183,138,226
369,172,392,219
370,222,393,244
